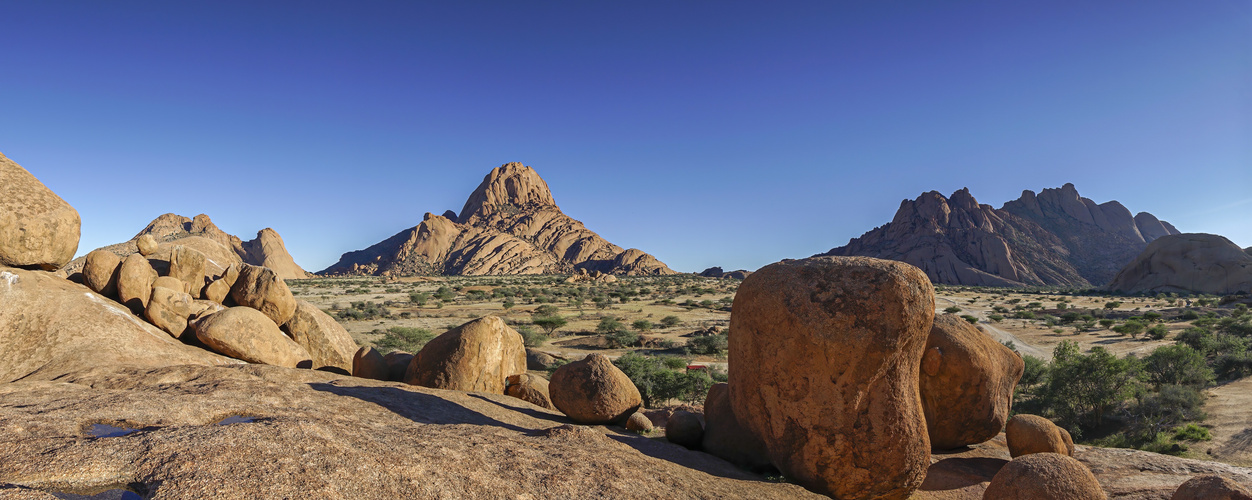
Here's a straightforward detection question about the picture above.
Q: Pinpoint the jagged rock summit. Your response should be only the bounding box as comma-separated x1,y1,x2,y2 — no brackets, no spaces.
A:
321,162,675,276
1107,233,1252,295
822,183,1180,287
65,214,310,280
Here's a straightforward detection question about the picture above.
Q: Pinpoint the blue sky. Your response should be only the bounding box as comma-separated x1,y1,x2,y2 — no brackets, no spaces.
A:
2,1,1248,273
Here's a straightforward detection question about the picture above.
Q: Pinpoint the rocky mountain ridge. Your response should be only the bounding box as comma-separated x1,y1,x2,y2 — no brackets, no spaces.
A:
320,163,675,276
822,183,1180,287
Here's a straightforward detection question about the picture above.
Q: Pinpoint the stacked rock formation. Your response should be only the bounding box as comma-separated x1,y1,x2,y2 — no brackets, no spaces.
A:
823,183,1181,287
921,314,1025,450
321,163,675,277
65,213,310,280
1107,233,1252,295
698,267,753,279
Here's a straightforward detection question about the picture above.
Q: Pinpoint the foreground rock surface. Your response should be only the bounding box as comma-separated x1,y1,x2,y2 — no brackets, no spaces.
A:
403,316,526,393
730,256,934,499
921,314,1024,450
0,152,81,271
0,267,236,383
0,364,820,499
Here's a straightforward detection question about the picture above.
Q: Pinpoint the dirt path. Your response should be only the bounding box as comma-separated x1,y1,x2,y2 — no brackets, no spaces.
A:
1193,377,1252,466
936,296,1049,359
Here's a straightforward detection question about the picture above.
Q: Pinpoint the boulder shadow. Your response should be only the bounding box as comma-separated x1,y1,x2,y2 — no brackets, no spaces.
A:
917,457,1007,493
308,383,530,434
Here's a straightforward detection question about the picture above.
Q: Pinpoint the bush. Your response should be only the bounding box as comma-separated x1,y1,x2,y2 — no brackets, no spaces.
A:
660,315,681,328
1146,324,1168,340
613,353,714,407
632,319,653,332
374,327,435,353
943,306,962,314
516,324,548,347
1143,344,1214,388
1113,320,1146,338
688,334,728,356
597,317,625,334
606,329,640,349
533,305,559,317
1173,423,1212,442
408,292,429,305
988,314,1004,323
960,314,979,324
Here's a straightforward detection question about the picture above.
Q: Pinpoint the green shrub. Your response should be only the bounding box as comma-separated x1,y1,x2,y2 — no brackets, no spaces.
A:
374,327,435,353
532,315,568,335
606,329,640,349
1146,324,1168,340
688,334,728,356
516,324,548,347
632,319,653,332
943,306,962,314
961,314,979,324
613,353,714,406
660,315,681,328
597,317,625,334
1173,423,1212,442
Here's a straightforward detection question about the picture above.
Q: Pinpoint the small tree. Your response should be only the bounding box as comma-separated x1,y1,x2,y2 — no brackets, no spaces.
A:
502,299,515,310
660,315,681,328
597,317,625,334
533,305,559,317
633,319,653,333
532,315,568,335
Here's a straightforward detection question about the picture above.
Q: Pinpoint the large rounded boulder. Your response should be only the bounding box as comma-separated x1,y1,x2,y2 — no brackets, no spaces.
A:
1007,414,1074,458
403,316,526,393
283,300,358,373
549,353,642,424
116,253,158,312
702,383,770,471
983,453,1106,499
82,250,123,298
229,264,297,326
352,346,389,381
921,314,1025,450
729,256,934,499
1172,475,1252,500
0,153,81,270
665,410,704,450
194,307,311,368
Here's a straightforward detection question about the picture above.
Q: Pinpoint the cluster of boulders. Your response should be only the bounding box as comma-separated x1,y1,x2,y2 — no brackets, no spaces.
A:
564,268,618,284
80,240,357,372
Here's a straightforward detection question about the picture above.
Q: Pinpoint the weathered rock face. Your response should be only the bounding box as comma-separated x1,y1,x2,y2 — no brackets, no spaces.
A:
0,152,81,270
549,354,643,425
168,245,207,299
823,184,1180,287
1172,474,1252,500
702,383,770,471
352,346,389,380
229,264,297,326
729,256,934,499
282,301,358,373
320,163,675,277
145,286,194,339
665,411,704,450
0,364,822,499
0,267,236,383
403,316,526,393
505,373,555,410
1007,414,1074,458
82,250,122,298
63,213,310,280
921,314,1025,450
116,253,158,311
1107,233,1252,295
193,307,311,368
984,453,1107,499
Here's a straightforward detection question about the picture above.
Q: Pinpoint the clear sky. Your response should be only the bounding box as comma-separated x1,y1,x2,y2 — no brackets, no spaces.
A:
2,1,1248,273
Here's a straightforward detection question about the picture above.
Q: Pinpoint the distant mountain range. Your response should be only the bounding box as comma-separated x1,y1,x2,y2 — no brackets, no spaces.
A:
821,183,1180,287
319,163,675,277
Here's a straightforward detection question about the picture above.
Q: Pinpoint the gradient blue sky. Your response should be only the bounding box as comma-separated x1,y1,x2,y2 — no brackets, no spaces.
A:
2,1,1248,273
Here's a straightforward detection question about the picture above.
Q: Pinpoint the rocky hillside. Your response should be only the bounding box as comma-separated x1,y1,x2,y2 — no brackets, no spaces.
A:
320,163,675,276
1107,233,1252,295
65,213,310,280
822,183,1180,287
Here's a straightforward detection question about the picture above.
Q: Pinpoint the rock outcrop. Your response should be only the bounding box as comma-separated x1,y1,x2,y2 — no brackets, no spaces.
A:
1107,233,1252,295
920,314,1024,450
549,353,643,425
984,453,1107,499
1172,474,1252,500
320,163,675,277
729,256,934,499
403,316,526,393
0,152,80,270
64,213,310,280
283,301,359,373
822,184,1180,287
699,267,753,279
1007,414,1075,458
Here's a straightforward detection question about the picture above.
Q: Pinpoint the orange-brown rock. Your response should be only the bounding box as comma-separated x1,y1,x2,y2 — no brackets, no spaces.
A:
403,316,526,393
282,301,357,373
152,276,186,295
382,351,413,382
168,245,207,299
549,353,642,425
1108,233,1252,295
320,163,675,277
82,249,122,298
983,452,1106,499
116,253,158,311
921,314,1025,450
665,410,704,450
1007,414,1074,458
1172,474,1252,500
0,152,80,271
145,286,194,339
505,373,555,410
202,277,230,304
229,264,297,326
729,256,934,499
702,383,770,471
824,184,1181,287
626,411,654,432
193,307,311,368
63,214,310,280
0,267,237,383
352,346,389,380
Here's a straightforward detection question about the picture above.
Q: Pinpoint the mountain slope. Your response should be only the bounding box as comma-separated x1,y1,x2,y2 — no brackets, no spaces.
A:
320,163,674,276
822,184,1179,287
